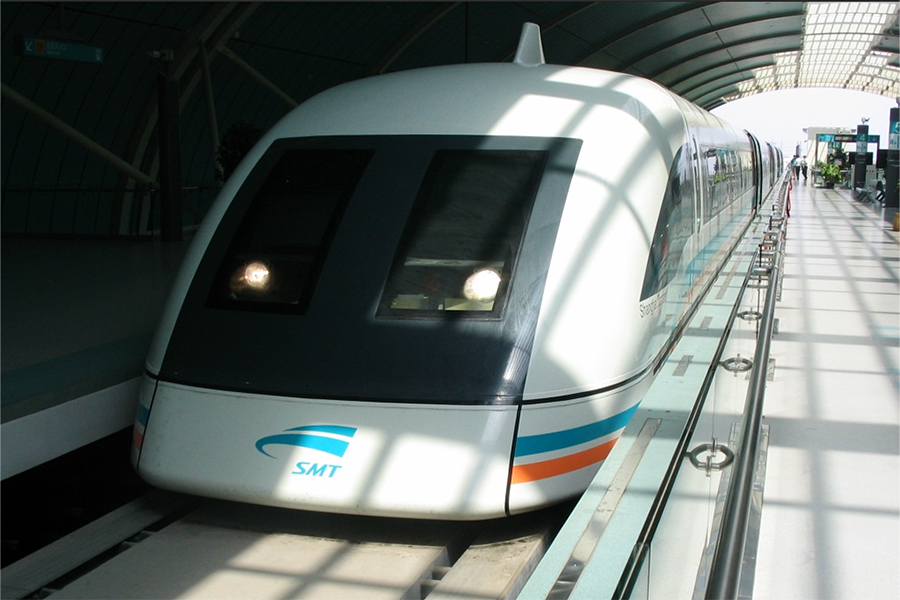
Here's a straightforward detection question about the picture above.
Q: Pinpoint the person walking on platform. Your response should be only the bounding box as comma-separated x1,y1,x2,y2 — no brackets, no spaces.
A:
790,156,800,179
800,155,808,181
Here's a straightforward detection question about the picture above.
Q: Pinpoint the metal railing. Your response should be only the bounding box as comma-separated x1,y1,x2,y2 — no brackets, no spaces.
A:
605,172,790,599
613,243,759,599
704,180,789,599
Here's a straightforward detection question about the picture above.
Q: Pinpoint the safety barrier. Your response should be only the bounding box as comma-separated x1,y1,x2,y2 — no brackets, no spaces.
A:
703,175,789,599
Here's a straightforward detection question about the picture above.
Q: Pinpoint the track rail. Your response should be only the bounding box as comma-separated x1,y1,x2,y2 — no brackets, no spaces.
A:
1,491,572,600
1,490,198,599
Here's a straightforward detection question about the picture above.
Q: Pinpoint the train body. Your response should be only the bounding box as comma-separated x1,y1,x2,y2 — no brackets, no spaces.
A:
132,25,782,519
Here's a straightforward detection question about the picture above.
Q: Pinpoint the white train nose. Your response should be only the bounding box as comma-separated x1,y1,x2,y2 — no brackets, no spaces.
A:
136,379,520,520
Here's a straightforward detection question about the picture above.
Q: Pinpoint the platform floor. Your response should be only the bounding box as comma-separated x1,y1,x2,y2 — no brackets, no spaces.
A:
754,180,899,599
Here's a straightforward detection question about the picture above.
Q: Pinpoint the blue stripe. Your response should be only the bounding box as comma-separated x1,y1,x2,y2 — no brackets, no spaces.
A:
514,403,640,457
136,404,150,427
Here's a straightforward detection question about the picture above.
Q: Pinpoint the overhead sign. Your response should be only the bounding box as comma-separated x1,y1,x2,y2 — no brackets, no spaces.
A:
22,36,104,64
817,134,857,144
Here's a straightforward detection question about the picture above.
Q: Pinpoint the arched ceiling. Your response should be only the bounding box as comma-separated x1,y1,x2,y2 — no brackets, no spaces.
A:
2,2,898,236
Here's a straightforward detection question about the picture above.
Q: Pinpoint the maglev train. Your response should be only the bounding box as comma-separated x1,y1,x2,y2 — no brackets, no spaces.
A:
132,23,783,520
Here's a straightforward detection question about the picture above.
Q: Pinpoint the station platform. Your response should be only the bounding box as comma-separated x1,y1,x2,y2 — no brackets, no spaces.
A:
754,180,899,598
1,236,190,478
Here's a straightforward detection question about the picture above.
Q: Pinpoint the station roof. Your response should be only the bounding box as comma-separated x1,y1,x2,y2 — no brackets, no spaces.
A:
715,2,899,107
1,2,898,235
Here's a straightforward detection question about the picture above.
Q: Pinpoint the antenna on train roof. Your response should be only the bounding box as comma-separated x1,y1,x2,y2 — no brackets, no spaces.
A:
514,22,545,67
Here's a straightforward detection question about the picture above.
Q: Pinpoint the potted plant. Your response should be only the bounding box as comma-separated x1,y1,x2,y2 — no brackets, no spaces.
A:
820,162,842,188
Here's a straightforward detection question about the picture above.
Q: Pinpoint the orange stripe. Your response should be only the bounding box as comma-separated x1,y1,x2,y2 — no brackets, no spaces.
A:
511,438,619,484
132,427,144,451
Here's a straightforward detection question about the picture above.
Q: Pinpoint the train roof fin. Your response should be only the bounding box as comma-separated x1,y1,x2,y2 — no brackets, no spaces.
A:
514,22,545,67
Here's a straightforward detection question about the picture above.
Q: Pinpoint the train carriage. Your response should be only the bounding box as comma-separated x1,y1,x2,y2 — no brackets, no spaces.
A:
132,24,781,519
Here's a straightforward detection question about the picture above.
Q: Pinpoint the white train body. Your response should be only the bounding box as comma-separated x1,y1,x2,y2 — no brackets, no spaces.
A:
133,27,780,519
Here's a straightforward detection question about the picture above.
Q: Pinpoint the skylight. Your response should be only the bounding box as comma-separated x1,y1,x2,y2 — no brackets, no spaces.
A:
724,2,899,102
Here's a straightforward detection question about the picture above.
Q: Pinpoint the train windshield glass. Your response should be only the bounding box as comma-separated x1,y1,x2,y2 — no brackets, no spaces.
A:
206,148,372,313
378,149,547,318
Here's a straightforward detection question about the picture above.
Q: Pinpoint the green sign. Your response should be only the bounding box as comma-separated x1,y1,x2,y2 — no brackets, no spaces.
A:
22,36,104,64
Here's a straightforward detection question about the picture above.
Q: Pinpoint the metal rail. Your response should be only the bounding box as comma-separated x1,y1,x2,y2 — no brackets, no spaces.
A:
704,182,789,599
613,175,790,599
613,243,758,599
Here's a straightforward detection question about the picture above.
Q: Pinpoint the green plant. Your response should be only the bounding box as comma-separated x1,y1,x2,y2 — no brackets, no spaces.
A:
819,162,842,185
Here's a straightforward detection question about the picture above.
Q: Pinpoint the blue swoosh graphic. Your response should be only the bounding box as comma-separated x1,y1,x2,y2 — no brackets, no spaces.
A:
514,403,640,457
255,425,357,459
284,425,357,437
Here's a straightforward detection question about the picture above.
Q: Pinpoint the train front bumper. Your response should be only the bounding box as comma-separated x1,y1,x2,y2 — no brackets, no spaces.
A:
133,378,518,520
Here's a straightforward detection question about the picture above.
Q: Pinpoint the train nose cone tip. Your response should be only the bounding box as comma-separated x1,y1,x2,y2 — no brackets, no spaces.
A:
514,22,546,67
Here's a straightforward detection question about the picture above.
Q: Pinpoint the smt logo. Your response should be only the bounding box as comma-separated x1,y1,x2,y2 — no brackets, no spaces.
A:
255,425,357,478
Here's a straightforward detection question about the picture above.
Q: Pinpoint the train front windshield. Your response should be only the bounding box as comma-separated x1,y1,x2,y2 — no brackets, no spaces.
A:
378,150,546,318
207,148,373,314
161,136,581,405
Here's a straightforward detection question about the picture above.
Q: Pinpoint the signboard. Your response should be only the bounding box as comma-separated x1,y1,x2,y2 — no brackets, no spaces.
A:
890,109,899,150
22,36,104,64
853,125,868,189
816,134,857,143
856,125,869,153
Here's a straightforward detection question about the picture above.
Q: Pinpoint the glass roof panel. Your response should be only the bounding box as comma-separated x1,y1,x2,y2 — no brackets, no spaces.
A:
723,2,899,102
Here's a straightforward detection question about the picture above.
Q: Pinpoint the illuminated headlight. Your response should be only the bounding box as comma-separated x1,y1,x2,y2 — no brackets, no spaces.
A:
230,260,271,293
463,269,501,302
243,262,270,289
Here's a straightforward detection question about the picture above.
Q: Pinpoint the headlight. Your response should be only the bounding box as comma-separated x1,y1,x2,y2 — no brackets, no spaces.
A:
463,268,501,302
243,261,270,289
230,260,271,293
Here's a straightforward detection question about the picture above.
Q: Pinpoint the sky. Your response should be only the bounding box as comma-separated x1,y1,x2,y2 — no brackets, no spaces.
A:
710,87,897,157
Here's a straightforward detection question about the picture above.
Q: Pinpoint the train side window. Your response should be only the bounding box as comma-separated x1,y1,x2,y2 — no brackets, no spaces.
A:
377,149,547,318
640,145,695,301
704,148,739,222
206,148,373,313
